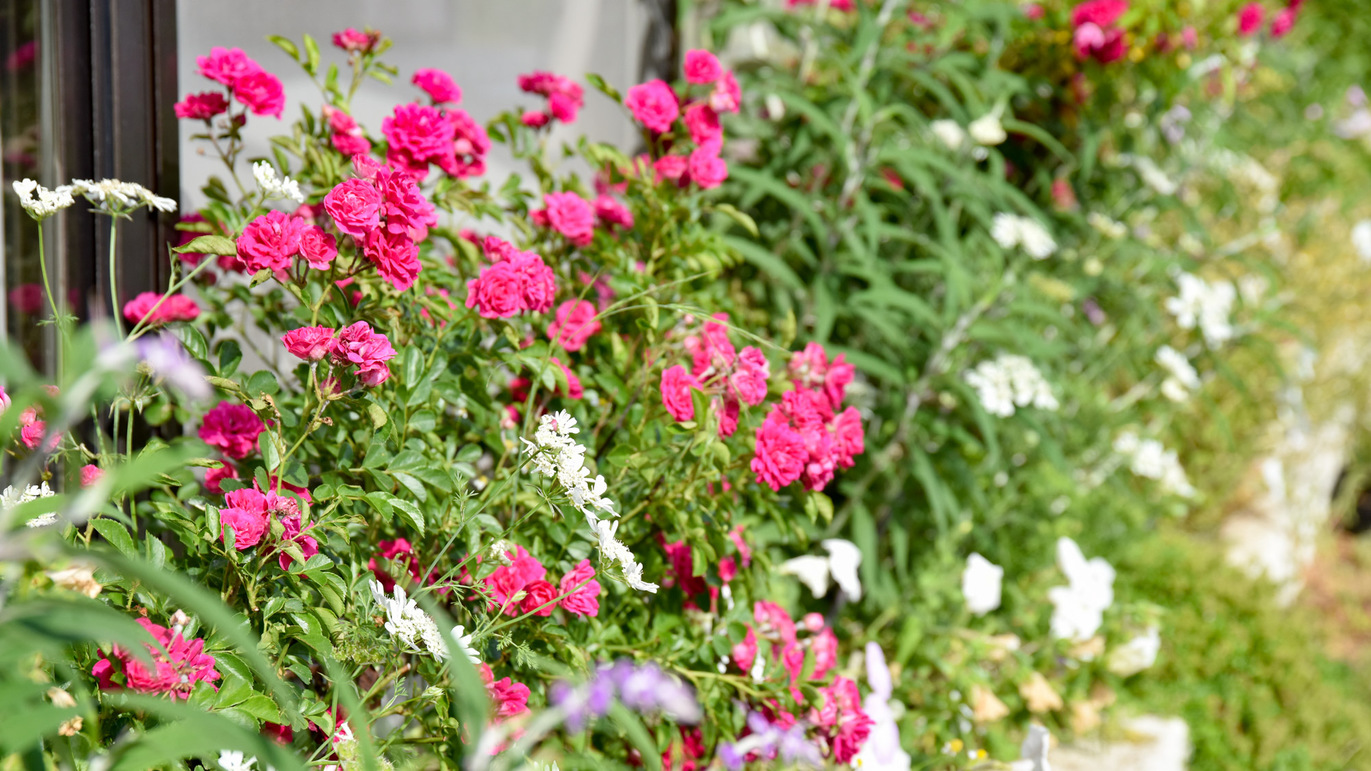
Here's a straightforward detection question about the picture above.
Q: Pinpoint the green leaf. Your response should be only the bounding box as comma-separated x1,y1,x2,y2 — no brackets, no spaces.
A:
267,34,299,62
302,33,320,76
172,234,236,256
712,203,759,237
90,518,137,557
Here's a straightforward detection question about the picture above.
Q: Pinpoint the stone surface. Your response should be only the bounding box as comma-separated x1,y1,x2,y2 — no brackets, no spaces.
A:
1052,715,1191,771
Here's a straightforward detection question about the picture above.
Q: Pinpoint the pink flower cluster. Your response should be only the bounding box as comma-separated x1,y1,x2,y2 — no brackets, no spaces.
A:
198,401,267,460
281,321,397,387
729,601,869,761
12,386,59,452
751,343,864,492
479,663,531,719
464,237,557,319
122,292,201,326
1071,0,1128,63
624,49,738,191
320,159,437,290
382,100,490,180
218,486,319,570
532,191,596,246
518,71,584,127
236,209,341,277
181,47,285,120
482,546,601,618
662,314,770,435
92,617,221,700
368,538,439,593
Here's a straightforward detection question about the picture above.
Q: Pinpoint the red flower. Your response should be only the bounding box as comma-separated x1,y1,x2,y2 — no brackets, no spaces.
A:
594,195,634,230
661,365,701,422
519,579,558,616
323,178,383,239
382,103,454,179
298,226,338,270
559,559,601,617
332,28,380,53
1070,0,1128,28
330,321,396,387
198,401,266,460
548,300,602,352
683,103,722,145
232,70,285,118
196,47,260,87
122,292,200,325
536,191,596,247
281,326,336,361
750,412,807,491
92,617,220,700
174,92,229,120
1237,2,1265,36
683,50,724,84
80,464,103,487
238,210,307,272
625,80,680,133
688,140,728,189
362,228,421,291
219,488,269,549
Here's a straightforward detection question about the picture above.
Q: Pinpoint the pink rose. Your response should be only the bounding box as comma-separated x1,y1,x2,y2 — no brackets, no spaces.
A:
717,396,740,438
220,488,269,549
683,49,724,84
538,192,595,247
362,228,421,291
238,210,307,272
122,292,200,325
379,168,437,241
20,421,57,451
438,108,491,179
1270,7,1296,37
750,412,807,491
298,226,338,270
465,261,525,319
683,103,722,145
198,401,266,460
332,28,380,53
832,406,865,468
552,357,583,400
548,91,580,123
232,71,285,118
519,579,558,617
1070,0,1128,28
521,110,550,128
382,103,454,179
323,178,383,239
547,300,601,352
729,346,770,406
488,677,530,718
518,71,584,124
1237,2,1264,36
688,140,728,189
412,68,461,104
624,79,680,133
196,47,260,87
204,464,238,495
281,326,336,361
174,92,229,120
731,627,758,673
278,514,319,570
709,72,742,114
661,365,700,422
654,155,688,182
559,559,601,617
594,195,634,230
512,251,557,312
330,321,397,386
80,464,103,487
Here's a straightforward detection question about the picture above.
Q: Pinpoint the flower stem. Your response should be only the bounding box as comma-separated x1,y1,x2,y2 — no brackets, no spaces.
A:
107,217,125,337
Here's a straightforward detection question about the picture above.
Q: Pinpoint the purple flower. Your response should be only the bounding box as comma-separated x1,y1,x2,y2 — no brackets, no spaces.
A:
138,332,210,401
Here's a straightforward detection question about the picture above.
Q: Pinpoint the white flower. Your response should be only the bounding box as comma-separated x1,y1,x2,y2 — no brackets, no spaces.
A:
3,482,58,527
448,625,481,661
1165,273,1235,347
1048,537,1114,644
368,579,445,657
1120,154,1178,196
780,540,863,600
851,642,913,771
11,179,75,220
780,555,831,598
1113,432,1195,498
968,112,1007,146
218,751,257,771
929,119,967,151
253,161,305,204
988,213,1056,258
66,178,177,213
1155,345,1200,402
1107,626,1161,676
962,553,1003,616
965,354,1057,418
1010,725,1052,771
524,412,657,593
822,539,863,600
1352,220,1371,263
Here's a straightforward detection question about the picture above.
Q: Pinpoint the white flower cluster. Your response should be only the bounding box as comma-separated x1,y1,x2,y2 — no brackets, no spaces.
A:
990,213,1057,259
11,179,75,220
367,580,478,661
1087,211,1128,240
2,482,58,527
967,112,1006,146
1113,432,1196,498
1165,272,1236,347
218,751,277,771
253,161,305,204
1154,345,1201,402
522,411,658,593
1047,537,1115,644
964,354,1059,418
67,178,177,214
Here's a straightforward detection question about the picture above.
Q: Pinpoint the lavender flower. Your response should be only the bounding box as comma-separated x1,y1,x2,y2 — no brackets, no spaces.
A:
550,659,701,731
719,712,823,769
137,332,210,401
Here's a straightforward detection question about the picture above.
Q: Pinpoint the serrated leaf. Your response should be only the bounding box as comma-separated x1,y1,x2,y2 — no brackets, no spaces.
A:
173,234,237,256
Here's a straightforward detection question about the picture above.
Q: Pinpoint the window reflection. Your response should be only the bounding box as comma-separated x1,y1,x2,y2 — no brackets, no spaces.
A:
1,0,45,365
